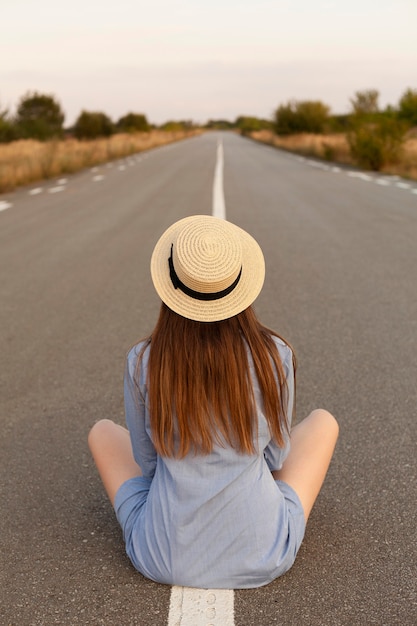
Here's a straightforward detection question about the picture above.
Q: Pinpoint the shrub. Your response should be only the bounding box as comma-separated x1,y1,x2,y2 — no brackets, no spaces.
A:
274,100,330,135
350,89,379,115
328,114,350,133
73,111,114,139
348,117,405,171
0,105,18,143
204,119,235,130
398,88,417,128
235,116,272,135
274,102,298,135
117,112,150,133
347,88,406,170
15,91,65,140
159,120,187,132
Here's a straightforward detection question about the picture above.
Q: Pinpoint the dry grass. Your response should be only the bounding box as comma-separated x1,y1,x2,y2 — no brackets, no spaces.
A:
250,130,417,180
250,130,352,164
385,137,417,180
0,129,202,193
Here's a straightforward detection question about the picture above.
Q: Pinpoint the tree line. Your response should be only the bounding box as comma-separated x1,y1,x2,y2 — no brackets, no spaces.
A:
0,91,197,143
273,88,416,130
237,87,417,171
1,87,416,171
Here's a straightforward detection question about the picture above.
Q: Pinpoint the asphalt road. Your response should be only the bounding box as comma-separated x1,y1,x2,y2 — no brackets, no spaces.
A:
1,132,416,625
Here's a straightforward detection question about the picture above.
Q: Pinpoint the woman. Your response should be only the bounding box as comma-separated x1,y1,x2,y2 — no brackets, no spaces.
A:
88,214,339,588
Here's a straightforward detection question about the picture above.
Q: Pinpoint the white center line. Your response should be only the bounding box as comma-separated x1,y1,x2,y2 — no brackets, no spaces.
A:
212,139,226,219
168,587,234,626
29,188,43,195
92,174,105,182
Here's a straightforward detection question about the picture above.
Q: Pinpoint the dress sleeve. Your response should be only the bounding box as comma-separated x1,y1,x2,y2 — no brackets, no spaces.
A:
263,344,295,471
124,345,158,479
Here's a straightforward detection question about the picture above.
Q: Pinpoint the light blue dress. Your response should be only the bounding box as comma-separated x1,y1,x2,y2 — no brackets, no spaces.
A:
114,337,305,589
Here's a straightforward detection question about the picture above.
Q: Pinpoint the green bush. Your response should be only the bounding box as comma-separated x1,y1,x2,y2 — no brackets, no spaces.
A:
274,100,330,135
159,120,194,132
117,112,150,133
347,88,406,170
328,114,350,133
235,116,273,135
204,119,235,130
15,91,64,140
0,105,18,142
348,117,405,171
398,88,417,127
73,111,114,139
350,89,379,115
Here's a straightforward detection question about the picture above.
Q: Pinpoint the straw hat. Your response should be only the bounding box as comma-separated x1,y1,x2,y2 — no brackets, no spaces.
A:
150,215,265,322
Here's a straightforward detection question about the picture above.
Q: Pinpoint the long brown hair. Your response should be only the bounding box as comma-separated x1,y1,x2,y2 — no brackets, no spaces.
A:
136,303,295,458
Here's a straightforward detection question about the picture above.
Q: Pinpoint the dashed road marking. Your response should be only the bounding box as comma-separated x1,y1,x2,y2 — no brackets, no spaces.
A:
48,186,66,194
349,172,372,182
3,140,416,217
306,159,330,171
294,154,417,195
396,182,411,189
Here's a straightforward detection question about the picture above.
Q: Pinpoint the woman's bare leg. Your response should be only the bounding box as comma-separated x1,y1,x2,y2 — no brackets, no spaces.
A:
273,409,339,521
88,419,142,507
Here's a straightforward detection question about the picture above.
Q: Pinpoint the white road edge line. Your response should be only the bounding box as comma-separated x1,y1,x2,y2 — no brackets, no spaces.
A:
0,200,12,211
212,139,226,220
167,137,235,626
293,150,417,195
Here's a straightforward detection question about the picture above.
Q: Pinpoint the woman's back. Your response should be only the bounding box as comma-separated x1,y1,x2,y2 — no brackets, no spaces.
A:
122,336,301,588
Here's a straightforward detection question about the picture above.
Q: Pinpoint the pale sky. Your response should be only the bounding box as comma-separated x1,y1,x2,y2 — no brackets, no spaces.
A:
1,0,416,126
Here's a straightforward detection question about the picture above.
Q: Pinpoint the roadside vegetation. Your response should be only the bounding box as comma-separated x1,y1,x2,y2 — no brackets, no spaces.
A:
0,91,201,193
0,130,202,193
249,88,417,180
1,87,417,193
